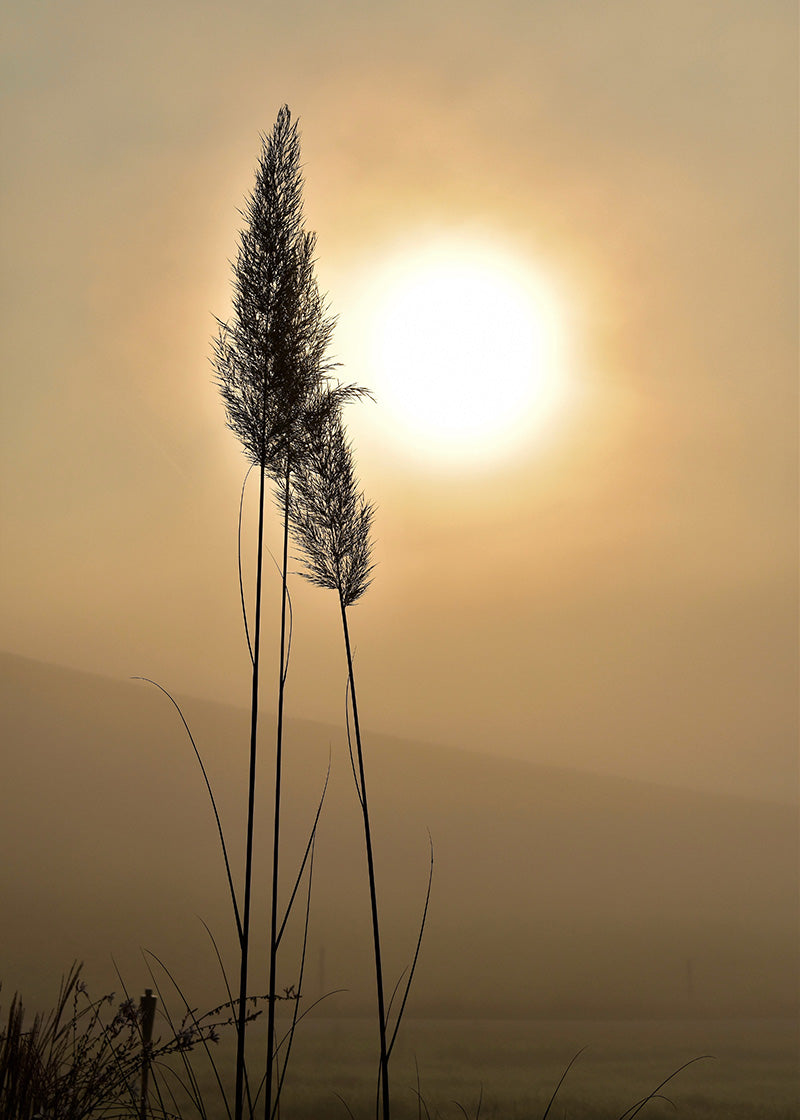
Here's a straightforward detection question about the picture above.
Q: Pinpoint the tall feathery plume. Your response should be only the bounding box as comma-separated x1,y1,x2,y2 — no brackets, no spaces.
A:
212,105,337,1120
284,407,394,1118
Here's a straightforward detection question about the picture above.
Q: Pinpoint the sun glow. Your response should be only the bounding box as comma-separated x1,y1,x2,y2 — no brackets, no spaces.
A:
364,240,567,465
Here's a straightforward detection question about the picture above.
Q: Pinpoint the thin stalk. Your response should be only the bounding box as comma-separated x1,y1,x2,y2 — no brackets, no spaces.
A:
264,456,292,1120
271,836,315,1120
276,761,330,950
541,1047,586,1120
386,837,433,1060
617,1055,714,1120
339,597,389,1120
235,459,267,1120
132,678,242,943
238,465,256,665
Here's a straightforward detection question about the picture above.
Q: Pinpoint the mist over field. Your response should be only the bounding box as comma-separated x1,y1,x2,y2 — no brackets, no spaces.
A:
2,652,795,1021
3,652,797,1116
2,2,797,1115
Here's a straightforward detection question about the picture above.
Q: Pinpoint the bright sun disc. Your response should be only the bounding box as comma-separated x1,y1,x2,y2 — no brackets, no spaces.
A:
367,242,566,465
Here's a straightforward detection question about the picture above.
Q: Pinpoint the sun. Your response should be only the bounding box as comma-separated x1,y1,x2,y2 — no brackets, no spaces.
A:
363,239,567,466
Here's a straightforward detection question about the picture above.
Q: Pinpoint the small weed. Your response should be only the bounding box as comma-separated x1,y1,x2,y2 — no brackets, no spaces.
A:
0,962,232,1120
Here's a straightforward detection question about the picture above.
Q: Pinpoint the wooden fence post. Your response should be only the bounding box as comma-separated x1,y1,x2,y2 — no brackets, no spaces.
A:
139,988,157,1120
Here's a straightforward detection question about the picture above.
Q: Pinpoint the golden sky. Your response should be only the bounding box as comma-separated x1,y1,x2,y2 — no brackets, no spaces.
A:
2,0,797,800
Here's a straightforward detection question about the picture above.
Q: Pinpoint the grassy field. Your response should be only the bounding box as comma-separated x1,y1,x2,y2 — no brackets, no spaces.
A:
170,1016,798,1120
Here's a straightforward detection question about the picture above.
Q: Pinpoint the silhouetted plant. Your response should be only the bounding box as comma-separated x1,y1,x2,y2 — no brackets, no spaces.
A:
0,963,239,1120
286,405,432,1120
212,104,354,1120
134,670,333,1120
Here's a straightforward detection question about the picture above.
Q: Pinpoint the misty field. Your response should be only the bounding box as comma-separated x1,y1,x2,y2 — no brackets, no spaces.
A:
172,1015,798,1120
3,14,798,1119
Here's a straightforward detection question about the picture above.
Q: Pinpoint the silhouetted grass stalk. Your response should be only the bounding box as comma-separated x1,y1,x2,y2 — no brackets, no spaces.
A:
340,599,390,1120
238,442,267,1120
133,678,242,944
264,456,290,1120
213,104,343,1120
284,404,405,1118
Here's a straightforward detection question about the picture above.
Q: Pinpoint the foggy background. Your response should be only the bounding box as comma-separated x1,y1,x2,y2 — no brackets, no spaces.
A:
2,0,796,798
1,0,797,1051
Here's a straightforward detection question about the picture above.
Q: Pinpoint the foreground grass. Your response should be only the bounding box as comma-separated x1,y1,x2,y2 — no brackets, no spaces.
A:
4,967,795,1119
4,990,793,1120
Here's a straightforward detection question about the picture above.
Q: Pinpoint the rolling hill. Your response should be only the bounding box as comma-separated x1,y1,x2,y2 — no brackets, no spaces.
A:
1,651,796,1019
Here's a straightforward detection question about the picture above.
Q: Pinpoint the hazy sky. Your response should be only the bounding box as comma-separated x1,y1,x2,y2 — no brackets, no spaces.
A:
2,0,797,800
